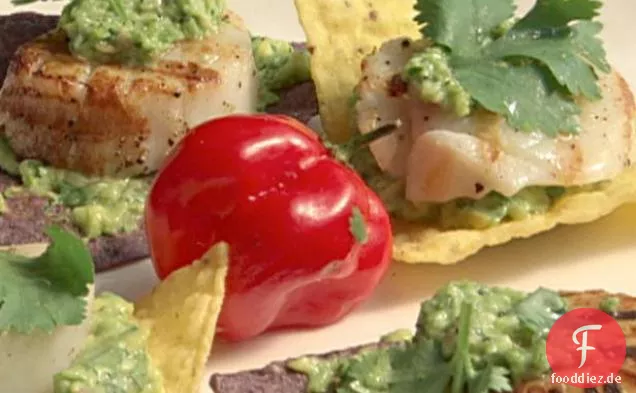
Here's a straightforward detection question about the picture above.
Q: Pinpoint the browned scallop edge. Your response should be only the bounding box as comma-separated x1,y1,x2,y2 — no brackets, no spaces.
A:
0,12,318,272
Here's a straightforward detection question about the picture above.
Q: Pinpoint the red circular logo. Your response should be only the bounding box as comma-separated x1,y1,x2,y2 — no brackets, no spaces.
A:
546,308,626,388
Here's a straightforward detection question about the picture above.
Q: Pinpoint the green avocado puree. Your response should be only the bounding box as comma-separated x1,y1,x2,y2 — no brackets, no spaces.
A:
402,46,472,117
349,146,604,230
0,137,149,238
58,0,226,65
54,292,163,393
251,36,311,110
415,281,565,381
287,281,567,393
401,19,516,117
379,328,413,343
287,330,414,393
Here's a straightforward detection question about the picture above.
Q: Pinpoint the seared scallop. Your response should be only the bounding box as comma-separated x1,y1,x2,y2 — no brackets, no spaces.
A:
355,38,636,203
0,11,258,177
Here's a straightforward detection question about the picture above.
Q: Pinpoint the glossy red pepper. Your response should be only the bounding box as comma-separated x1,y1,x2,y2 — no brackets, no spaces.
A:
145,114,393,341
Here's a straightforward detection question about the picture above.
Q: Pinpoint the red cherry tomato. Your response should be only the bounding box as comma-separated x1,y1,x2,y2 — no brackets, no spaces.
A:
145,114,393,341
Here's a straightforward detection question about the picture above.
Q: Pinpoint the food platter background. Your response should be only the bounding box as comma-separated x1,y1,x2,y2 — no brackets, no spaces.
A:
2,0,636,392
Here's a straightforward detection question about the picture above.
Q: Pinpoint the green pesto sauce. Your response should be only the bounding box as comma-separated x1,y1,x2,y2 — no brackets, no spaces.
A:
0,137,150,239
349,146,597,230
402,45,472,117
58,0,226,65
287,281,567,393
251,36,312,110
54,293,163,393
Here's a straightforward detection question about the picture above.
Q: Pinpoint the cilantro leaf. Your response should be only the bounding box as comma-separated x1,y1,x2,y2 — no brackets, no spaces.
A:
570,21,611,72
0,226,95,334
337,349,393,393
454,62,580,136
25,226,95,296
389,340,451,393
514,0,602,30
349,207,368,244
486,21,610,99
468,362,495,393
487,366,514,392
412,0,610,135
468,363,512,393
388,302,514,393
515,287,566,335
415,0,515,56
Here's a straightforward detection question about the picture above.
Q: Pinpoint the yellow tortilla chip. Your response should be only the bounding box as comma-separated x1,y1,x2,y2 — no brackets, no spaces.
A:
295,0,636,264
294,0,419,142
393,167,636,264
134,242,229,393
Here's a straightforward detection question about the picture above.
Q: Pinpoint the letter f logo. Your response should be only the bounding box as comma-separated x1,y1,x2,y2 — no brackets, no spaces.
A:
572,324,603,368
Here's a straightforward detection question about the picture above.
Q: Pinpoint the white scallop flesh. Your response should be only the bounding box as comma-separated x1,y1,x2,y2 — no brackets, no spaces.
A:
355,38,636,203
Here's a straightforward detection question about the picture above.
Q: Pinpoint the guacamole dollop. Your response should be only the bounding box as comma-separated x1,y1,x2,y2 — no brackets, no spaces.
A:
416,281,566,381
58,0,226,65
251,36,312,110
402,45,472,117
54,293,163,393
0,137,149,238
288,281,568,392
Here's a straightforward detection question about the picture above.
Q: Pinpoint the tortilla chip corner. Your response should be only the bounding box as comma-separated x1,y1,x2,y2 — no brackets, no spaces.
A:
134,242,229,393
294,0,420,142
392,167,636,264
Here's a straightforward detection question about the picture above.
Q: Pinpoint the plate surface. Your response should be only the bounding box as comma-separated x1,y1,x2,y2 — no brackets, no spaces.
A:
2,1,636,392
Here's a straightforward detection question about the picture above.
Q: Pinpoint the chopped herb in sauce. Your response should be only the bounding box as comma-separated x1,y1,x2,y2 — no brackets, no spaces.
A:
288,281,568,393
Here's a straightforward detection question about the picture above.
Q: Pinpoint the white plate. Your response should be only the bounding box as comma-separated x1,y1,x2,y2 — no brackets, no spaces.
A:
2,1,636,392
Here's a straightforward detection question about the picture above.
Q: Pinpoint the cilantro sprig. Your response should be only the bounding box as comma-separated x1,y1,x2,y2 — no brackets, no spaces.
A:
290,283,568,393
0,226,95,334
515,287,567,336
390,302,512,393
410,0,609,136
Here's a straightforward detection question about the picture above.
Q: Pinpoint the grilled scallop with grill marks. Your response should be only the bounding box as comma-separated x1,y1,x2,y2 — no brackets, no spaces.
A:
355,38,636,204
0,11,258,178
